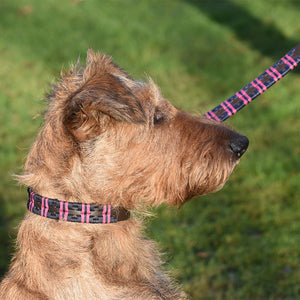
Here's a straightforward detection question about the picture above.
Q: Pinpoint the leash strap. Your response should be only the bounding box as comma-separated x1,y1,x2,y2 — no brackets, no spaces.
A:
27,188,130,224
205,43,300,122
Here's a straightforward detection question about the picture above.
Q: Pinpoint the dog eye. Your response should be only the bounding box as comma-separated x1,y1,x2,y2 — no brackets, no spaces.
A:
153,111,164,124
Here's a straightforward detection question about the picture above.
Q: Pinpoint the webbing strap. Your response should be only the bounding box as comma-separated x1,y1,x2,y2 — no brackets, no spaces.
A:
205,43,300,122
27,188,130,224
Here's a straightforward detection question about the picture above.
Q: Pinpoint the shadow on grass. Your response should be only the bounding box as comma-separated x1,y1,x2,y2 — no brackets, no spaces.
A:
186,0,300,73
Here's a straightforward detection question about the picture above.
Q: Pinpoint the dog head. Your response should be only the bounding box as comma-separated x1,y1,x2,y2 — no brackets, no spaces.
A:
20,50,248,208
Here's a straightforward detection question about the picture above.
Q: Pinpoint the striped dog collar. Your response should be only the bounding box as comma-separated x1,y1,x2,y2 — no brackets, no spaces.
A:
27,188,130,224
205,43,300,122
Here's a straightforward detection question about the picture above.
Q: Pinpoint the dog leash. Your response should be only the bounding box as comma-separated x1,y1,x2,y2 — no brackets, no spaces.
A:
205,43,300,122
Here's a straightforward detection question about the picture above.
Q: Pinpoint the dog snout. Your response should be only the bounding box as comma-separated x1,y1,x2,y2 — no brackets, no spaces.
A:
228,134,249,158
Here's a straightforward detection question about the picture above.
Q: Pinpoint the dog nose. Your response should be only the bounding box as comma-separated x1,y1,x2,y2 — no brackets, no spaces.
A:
228,134,249,158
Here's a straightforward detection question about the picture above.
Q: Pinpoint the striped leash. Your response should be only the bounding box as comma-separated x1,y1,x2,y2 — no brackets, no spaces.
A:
205,43,300,122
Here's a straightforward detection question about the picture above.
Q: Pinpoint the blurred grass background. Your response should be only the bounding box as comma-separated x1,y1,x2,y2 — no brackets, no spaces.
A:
0,0,299,298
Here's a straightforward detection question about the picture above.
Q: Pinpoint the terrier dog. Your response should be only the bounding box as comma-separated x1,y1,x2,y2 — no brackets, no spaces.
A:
0,50,248,299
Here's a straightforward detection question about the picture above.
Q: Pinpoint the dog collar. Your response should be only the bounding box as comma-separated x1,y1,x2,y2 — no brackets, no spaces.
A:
27,188,130,224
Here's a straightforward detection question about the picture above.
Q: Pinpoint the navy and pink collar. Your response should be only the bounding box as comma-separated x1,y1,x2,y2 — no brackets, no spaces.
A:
27,188,130,224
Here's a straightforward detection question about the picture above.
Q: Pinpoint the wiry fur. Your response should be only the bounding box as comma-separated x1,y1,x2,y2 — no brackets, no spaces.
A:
0,50,247,299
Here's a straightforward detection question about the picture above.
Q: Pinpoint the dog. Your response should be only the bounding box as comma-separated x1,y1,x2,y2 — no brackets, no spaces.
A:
0,50,248,299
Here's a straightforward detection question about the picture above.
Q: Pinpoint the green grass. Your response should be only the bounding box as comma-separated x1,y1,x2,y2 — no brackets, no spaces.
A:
0,0,300,298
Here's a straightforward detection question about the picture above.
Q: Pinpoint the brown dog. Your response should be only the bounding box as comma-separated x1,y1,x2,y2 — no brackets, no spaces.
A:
0,50,248,299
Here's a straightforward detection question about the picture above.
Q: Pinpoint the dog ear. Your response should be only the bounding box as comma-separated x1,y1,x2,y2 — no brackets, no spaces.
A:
64,73,146,141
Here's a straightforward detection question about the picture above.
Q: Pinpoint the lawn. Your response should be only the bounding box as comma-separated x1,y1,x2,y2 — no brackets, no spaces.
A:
0,0,299,298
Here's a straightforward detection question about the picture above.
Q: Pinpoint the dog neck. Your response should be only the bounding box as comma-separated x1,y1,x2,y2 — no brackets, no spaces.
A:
27,188,130,224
